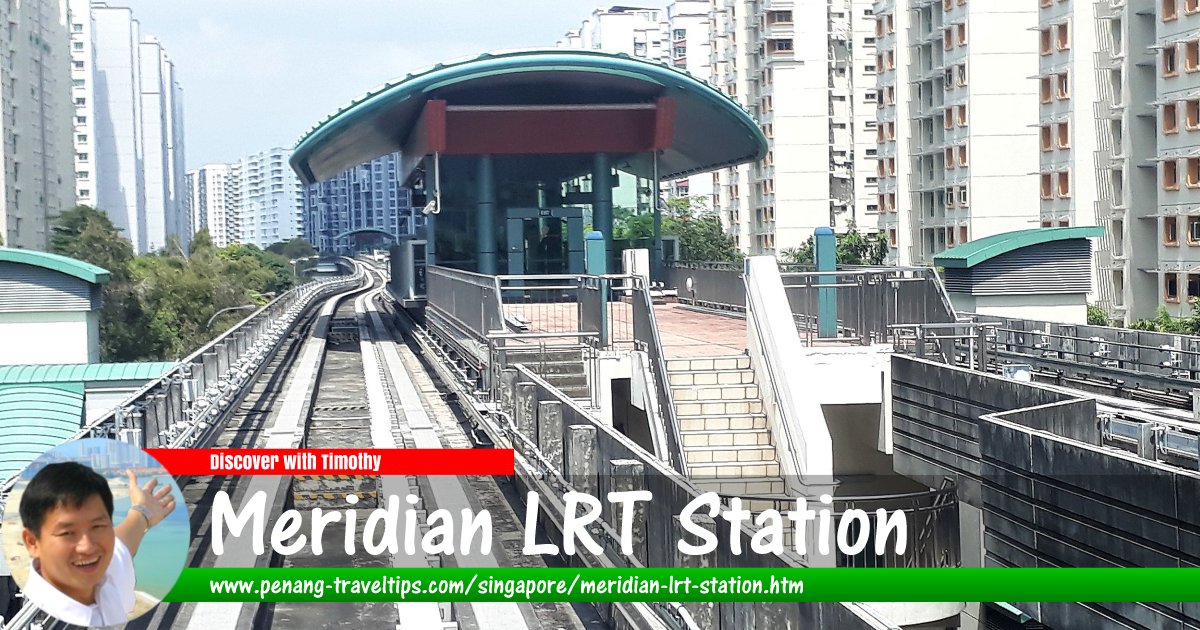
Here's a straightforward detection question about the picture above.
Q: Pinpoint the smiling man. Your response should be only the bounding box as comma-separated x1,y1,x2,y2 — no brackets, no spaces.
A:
18,462,176,627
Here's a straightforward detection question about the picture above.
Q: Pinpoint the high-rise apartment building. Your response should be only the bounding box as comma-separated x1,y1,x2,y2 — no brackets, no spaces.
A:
0,0,74,249
69,1,186,254
187,164,236,248
875,0,1040,266
302,152,419,254
711,0,878,255
558,3,713,207
228,148,303,249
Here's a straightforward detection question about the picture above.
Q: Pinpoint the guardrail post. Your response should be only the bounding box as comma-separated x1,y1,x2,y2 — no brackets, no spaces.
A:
674,513,717,629
537,401,564,475
566,424,598,497
607,459,648,566
1137,423,1156,460
515,382,537,456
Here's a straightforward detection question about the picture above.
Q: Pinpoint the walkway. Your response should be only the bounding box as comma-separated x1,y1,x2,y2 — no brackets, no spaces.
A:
652,303,746,358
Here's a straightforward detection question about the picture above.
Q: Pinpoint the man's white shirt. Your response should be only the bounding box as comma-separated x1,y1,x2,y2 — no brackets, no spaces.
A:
23,538,136,627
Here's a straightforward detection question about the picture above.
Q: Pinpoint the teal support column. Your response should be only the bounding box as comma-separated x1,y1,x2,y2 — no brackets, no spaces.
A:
814,226,837,338
593,153,614,269
585,231,608,346
652,199,663,282
476,155,497,275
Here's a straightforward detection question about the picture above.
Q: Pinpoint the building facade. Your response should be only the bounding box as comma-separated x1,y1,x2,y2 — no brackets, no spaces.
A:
875,1,1041,266
0,0,75,250
711,0,879,255
187,163,236,248
302,152,419,254
69,1,186,254
228,148,303,250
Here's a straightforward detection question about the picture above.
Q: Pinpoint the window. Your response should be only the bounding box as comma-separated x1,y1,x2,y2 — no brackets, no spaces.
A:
1189,158,1200,187
957,63,969,86
958,144,969,166
1190,274,1200,298
944,27,954,50
1042,220,1054,228
1165,0,1179,21
1165,45,1179,77
1057,121,1070,148
1166,216,1180,244
72,41,83,50
1188,41,1200,73
1166,274,1181,303
1040,77,1053,103
959,226,968,243
1058,219,1070,227
771,39,794,53
1056,72,1069,98
71,23,83,32
1041,126,1053,151
1189,0,1200,13
1191,216,1200,242
945,147,956,168
76,152,88,162
886,50,895,69
958,23,967,46
1041,173,1054,199
72,60,83,70
1056,22,1070,50
959,186,969,206
1165,159,1181,189
1189,100,1200,129
1165,102,1180,133
1057,171,1071,197
1040,28,1052,55
957,104,968,126
945,108,955,129
888,229,897,246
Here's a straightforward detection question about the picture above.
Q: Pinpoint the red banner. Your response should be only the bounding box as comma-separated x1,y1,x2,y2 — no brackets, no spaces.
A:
144,449,514,476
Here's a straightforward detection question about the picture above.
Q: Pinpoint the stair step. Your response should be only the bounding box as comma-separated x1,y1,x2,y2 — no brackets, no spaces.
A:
687,461,781,479
542,373,588,388
678,414,769,431
669,370,755,386
681,428,773,447
676,400,763,417
672,384,760,401
667,356,751,373
684,444,777,464
693,477,788,497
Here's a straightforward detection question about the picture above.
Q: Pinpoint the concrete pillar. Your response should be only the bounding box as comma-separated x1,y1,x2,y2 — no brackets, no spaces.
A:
477,155,497,275
515,382,537,456
674,514,717,629
814,226,837,339
593,153,613,265
607,459,648,565
537,400,564,475
500,369,519,416
653,197,664,282
585,231,607,275
566,424,598,498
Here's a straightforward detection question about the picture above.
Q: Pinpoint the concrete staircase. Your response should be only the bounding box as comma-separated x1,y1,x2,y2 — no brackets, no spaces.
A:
506,347,590,400
667,355,787,497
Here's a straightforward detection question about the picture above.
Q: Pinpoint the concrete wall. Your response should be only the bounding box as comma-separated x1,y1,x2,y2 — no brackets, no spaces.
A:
0,311,96,364
892,355,1200,628
951,292,1087,324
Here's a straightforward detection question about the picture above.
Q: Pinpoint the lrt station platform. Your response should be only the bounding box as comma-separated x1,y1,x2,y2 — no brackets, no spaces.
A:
286,50,1200,630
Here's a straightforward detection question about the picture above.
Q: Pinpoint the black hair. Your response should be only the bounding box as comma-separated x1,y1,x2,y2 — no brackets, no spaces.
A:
19,462,114,536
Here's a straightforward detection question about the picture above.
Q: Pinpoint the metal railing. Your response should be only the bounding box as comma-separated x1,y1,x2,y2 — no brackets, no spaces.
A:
426,265,504,341
667,262,746,313
631,275,687,475
716,480,960,569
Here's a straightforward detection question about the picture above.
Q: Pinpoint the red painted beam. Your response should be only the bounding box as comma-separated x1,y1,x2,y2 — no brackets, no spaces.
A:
654,97,676,150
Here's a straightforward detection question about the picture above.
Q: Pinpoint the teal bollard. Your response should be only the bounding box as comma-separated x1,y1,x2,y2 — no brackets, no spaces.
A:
585,231,609,346
815,227,837,338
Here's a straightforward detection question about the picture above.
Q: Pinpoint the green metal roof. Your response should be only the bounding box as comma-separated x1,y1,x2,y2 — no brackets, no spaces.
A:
0,247,110,284
0,362,175,385
290,48,768,184
0,383,84,479
934,226,1105,269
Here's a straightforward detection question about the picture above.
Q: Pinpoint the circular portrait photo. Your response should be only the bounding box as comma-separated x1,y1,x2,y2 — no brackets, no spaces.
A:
1,438,189,628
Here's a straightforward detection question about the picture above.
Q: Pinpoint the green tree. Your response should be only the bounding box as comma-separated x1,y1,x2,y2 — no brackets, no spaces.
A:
1087,304,1111,327
1129,301,1200,335
778,220,888,266
266,237,317,260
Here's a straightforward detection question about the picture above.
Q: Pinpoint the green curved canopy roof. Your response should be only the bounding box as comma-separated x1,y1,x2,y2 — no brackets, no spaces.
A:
0,383,84,479
291,48,767,185
0,362,175,385
934,226,1105,269
0,247,110,284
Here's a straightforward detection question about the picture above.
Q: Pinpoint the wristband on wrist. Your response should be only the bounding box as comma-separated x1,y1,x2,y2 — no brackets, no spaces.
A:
130,505,153,532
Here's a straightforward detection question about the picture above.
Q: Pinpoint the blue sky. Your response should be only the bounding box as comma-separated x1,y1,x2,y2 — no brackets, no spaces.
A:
113,1,669,167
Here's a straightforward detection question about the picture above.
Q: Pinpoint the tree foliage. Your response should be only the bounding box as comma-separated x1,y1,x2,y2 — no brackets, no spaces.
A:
777,220,888,266
49,206,300,362
266,237,317,260
1128,302,1200,335
613,195,742,263
1087,304,1111,327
